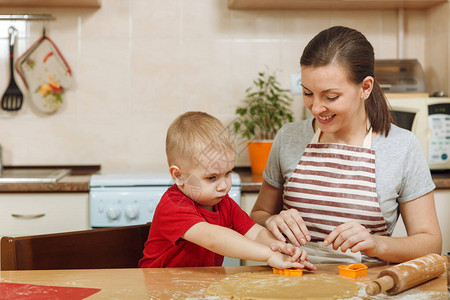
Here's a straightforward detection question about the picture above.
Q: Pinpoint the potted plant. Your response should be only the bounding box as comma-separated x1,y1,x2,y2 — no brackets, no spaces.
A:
233,70,294,175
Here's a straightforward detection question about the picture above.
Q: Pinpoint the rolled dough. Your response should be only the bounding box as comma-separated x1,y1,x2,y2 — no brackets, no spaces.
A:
206,271,359,299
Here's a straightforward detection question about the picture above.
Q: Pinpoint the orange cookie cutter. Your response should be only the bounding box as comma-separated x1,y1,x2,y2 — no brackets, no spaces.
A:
272,268,303,276
338,263,368,278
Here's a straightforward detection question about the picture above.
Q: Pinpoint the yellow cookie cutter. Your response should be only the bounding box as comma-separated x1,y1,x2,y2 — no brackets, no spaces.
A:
338,263,368,278
272,268,303,276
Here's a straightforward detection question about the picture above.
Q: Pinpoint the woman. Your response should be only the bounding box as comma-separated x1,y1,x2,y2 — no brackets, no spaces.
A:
251,26,442,263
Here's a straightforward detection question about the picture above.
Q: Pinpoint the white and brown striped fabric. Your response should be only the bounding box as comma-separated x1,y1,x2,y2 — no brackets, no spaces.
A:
283,127,389,263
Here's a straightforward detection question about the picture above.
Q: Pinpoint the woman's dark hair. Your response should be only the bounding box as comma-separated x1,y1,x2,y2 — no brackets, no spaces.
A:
300,26,393,136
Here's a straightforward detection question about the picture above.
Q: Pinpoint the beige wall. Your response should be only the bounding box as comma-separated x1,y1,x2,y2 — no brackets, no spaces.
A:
0,0,434,171
426,2,449,96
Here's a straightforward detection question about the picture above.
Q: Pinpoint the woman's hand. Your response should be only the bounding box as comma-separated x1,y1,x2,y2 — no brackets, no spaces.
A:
323,221,378,256
265,208,311,247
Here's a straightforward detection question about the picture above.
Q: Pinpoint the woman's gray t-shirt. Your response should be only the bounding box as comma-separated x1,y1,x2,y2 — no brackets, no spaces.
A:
263,118,435,234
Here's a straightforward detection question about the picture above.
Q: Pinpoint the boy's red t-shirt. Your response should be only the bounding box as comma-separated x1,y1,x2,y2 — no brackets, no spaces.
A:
138,185,255,268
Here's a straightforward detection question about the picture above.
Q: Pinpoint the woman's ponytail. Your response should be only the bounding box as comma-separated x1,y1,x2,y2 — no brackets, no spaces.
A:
365,80,394,136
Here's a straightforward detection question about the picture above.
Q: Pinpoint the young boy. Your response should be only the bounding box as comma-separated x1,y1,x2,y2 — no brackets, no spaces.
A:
139,111,315,270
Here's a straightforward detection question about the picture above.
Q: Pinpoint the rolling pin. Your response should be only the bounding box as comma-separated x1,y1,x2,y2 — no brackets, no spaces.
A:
365,253,447,296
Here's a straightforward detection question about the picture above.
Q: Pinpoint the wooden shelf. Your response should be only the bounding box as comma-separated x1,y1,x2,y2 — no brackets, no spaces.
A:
385,93,429,98
0,0,101,8
228,0,446,10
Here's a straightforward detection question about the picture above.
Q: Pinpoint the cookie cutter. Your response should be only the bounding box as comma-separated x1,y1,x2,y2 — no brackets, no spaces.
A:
338,263,368,278
272,268,303,276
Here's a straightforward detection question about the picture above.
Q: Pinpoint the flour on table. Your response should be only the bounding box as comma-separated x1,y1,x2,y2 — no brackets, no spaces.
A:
206,271,359,300
351,282,448,300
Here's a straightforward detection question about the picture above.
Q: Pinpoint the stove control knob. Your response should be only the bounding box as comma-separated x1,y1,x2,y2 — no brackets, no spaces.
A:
107,207,121,220
126,206,139,220
148,203,156,213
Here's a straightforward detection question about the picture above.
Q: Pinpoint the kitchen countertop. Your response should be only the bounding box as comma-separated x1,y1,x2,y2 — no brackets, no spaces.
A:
235,167,450,193
0,165,100,193
432,171,450,189
0,264,446,299
0,175,92,192
0,165,448,193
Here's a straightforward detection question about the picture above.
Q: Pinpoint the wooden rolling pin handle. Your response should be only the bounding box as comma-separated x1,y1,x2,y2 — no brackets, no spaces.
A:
366,254,446,296
366,275,395,296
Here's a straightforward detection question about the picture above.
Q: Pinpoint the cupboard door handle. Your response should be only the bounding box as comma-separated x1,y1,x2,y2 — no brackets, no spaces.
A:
11,213,46,219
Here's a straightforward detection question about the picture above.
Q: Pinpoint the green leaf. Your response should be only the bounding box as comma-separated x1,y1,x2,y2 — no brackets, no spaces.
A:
233,69,294,140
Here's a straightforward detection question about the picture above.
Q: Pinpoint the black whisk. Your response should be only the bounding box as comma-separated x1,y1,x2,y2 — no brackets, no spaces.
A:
1,26,23,111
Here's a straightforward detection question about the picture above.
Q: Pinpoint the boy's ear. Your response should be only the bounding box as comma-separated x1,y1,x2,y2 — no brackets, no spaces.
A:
169,165,184,186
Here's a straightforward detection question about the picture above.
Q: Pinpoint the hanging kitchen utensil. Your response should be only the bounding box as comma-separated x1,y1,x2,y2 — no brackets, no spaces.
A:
15,27,72,113
1,26,23,111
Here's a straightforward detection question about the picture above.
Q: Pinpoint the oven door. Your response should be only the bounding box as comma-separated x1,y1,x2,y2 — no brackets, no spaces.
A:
89,186,167,228
387,97,429,160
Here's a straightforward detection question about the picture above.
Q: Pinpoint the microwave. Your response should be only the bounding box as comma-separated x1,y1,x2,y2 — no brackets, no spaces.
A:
387,96,450,170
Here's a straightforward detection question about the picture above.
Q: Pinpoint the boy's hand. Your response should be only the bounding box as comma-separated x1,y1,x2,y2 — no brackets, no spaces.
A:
267,251,314,270
270,242,304,261
270,242,316,271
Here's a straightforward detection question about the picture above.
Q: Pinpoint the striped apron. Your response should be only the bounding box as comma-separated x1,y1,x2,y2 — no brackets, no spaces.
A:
283,127,389,263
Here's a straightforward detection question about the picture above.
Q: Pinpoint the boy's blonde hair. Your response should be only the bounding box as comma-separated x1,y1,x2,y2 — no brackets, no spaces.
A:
166,111,235,168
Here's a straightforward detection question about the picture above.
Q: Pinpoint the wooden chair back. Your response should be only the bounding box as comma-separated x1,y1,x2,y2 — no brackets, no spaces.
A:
1,223,150,270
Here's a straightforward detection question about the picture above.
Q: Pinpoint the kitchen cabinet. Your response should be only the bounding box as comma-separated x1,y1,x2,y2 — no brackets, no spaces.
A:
393,189,450,255
228,0,446,10
0,193,89,237
241,192,266,266
241,192,259,217
0,0,101,8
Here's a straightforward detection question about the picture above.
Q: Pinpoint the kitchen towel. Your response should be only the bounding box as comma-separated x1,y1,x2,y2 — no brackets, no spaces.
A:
16,35,72,113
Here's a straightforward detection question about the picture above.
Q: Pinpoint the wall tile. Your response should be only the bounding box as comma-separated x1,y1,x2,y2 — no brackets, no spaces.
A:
427,2,449,36
77,38,130,116
130,39,181,115
231,10,281,39
130,0,180,40
426,33,448,94
80,0,130,39
379,10,398,59
230,40,281,102
0,0,437,170
182,0,231,40
281,10,332,42
426,3,449,94
181,39,232,113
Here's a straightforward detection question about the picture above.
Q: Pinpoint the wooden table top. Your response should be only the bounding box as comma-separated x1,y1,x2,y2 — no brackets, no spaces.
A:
0,264,447,299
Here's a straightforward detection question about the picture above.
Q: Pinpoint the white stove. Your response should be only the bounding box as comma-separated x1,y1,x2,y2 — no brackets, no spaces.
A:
89,172,242,266
89,173,241,228
90,174,172,228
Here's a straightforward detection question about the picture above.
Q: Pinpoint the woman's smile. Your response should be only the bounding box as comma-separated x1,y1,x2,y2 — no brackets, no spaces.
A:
317,114,336,123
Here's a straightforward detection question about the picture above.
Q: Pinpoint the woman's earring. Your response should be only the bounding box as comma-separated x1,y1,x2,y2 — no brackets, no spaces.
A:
363,92,370,100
